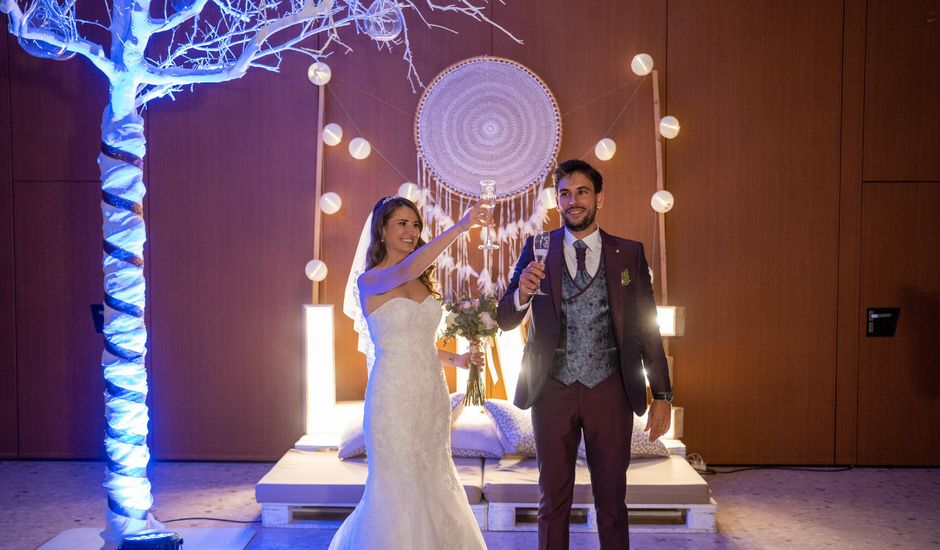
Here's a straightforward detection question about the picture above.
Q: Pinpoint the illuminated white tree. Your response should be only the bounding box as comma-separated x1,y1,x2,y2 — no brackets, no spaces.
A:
0,0,514,544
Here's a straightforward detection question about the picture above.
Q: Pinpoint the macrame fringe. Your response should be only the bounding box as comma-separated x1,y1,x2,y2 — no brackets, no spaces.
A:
419,156,552,301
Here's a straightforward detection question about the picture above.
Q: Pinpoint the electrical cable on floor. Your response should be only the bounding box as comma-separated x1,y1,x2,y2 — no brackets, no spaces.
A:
686,453,856,475
705,465,856,474
162,517,262,524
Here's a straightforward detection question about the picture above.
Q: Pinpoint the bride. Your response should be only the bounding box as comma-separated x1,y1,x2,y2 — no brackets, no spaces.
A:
329,195,492,550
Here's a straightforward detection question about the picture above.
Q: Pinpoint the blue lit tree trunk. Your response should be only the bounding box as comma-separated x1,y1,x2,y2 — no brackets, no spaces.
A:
98,92,156,544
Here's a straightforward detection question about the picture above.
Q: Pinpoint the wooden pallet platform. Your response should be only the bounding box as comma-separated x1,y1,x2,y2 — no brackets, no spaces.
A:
487,498,716,534
261,502,488,530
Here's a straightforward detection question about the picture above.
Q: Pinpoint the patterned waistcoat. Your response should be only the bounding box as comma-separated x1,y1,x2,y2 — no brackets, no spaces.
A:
551,254,619,387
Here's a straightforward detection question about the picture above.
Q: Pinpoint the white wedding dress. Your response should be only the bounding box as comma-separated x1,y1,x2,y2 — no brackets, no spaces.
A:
329,296,486,550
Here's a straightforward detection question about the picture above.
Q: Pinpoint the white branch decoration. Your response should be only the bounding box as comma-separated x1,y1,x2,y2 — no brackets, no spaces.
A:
0,0,519,545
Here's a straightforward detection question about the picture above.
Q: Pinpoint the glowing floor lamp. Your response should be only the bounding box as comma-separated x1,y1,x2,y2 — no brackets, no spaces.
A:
297,304,338,448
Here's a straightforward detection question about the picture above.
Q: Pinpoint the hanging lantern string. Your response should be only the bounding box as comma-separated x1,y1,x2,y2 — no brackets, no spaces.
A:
578,74,648,160
327,85,413,183
332,74,414,118
562,78,632,117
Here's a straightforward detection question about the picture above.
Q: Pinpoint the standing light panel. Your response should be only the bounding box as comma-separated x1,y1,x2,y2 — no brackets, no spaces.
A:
305,305,336,439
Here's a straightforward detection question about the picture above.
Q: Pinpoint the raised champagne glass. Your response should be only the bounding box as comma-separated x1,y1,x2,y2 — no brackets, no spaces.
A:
478,179,499,250
531,231,550,295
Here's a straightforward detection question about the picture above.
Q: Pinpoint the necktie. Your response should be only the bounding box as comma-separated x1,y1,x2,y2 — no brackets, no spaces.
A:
573,240,590,287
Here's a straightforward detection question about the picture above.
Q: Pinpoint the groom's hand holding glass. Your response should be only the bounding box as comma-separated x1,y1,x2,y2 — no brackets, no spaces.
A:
517,258,546,304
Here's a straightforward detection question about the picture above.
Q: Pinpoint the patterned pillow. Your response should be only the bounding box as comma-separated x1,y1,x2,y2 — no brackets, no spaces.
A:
482,399,537,456
450,406,504,459
577,413,670,459
450,392,466,424
338,393,466,460
337,408,366,459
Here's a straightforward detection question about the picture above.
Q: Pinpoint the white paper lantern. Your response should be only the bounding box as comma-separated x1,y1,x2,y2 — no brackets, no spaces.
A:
320,192,342,215
307,62,332,86
594,138,616,161
660,116,680,139
651,190,675,213
305,259,328,281
398,181,420,202
322,123,343,146
631,53,654,76
539,187,557,210
348,137,372,160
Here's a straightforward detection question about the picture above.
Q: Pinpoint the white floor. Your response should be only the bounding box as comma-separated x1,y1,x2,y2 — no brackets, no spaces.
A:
3,460,939,549
39,527,256,550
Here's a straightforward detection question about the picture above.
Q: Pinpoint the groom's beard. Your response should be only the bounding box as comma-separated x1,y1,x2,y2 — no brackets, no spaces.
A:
562,205,598,232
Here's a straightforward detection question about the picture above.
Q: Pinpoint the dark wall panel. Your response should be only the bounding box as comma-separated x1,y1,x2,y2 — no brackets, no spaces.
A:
146,56,317,460
863,0,940,181
857,183,940,465
14,180,104,458
0,26,17,457
7,42,107,182
666,0,844,463
835,0,867,465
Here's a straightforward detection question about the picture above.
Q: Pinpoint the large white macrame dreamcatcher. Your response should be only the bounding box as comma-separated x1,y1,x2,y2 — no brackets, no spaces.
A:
415,56,562,298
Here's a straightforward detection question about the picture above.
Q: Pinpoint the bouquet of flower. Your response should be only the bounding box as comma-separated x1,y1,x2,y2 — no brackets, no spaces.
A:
441,291,500,406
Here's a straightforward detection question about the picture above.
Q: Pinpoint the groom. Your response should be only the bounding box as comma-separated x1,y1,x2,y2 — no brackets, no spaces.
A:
496,159,672,549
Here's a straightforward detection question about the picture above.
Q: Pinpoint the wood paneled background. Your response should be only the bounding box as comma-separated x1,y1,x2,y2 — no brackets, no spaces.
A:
1,0,937,464
0,22,16,458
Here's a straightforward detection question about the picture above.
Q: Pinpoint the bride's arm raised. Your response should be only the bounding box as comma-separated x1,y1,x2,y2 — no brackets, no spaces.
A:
358,202,491,297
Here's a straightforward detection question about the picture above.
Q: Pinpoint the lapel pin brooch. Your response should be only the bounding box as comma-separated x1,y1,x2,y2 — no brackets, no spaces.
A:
620,267,631,286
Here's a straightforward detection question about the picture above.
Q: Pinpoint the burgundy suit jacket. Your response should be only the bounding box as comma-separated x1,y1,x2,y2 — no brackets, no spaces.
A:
496,228,671,415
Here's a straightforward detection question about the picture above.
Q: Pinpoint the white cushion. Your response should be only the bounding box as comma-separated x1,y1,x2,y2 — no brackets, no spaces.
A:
451,406,504,459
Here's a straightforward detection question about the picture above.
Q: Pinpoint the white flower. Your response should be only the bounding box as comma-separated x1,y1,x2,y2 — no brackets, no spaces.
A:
446,312,458,326
480,312,497,331
460,300,473,310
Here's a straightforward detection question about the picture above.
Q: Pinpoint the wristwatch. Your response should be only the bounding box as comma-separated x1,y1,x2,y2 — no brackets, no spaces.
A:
652,391,673,404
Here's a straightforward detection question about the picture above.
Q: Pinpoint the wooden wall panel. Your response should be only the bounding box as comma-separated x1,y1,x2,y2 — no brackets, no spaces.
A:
146,56,317,460
857,183,940,465
666,1,844,463
322,12,494,401
492,0,665,289
863,0,940,181
14,180,104,458
0,26,17,457
7,37,108,182
835,0,867,465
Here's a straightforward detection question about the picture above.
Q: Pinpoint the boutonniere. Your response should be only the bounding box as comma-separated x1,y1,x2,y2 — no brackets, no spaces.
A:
620,268,631,286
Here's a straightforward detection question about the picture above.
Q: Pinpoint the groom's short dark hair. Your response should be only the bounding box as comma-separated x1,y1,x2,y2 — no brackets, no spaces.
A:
552,159,604,193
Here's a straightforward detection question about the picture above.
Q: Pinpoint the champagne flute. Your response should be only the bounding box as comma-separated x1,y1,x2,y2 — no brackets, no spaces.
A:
478,179,499,250
531,231,550,295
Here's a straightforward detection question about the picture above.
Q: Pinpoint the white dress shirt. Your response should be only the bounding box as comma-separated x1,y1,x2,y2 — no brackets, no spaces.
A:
514,227,603,311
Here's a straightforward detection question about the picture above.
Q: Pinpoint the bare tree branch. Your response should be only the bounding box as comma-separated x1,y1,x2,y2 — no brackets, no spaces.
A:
2,0,117,76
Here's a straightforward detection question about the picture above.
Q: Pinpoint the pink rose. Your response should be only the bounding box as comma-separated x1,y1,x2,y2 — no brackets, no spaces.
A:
480,312,497,330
